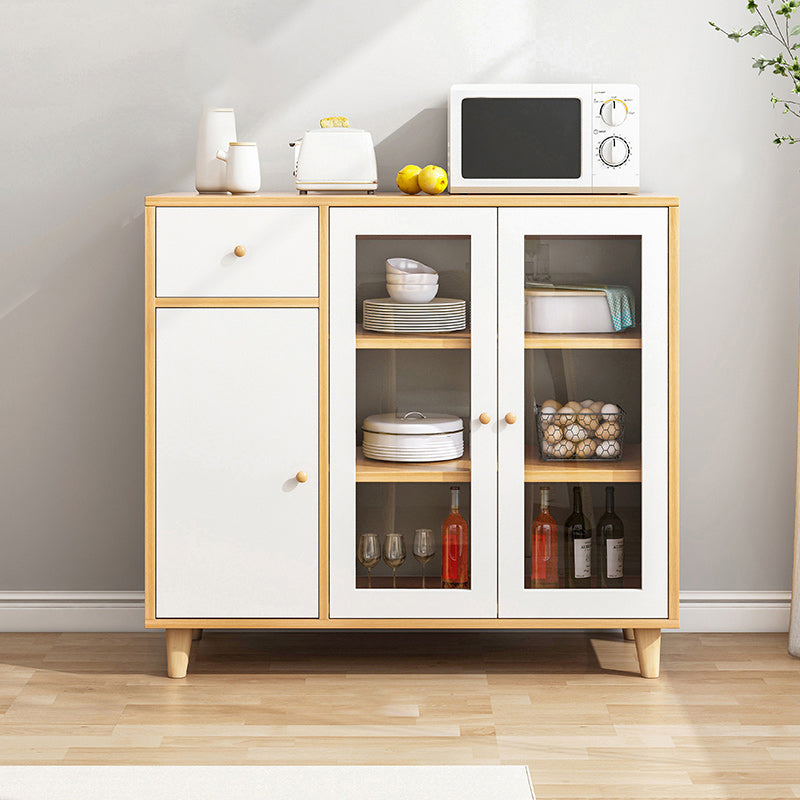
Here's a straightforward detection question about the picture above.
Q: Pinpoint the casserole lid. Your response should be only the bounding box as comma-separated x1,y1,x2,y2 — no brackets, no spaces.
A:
362,411,463,435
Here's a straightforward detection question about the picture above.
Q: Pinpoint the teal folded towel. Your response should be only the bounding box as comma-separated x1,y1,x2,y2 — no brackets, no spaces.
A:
603,285,636,332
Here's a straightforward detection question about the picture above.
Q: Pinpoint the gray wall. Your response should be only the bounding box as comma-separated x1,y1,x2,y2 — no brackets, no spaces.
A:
1,0,798,593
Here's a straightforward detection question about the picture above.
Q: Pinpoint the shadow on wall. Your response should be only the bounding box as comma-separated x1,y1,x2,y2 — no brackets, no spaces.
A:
375,108,447,191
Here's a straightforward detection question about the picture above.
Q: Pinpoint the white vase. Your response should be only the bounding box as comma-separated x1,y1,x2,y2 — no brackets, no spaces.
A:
216,142,261,194
195,108,237,193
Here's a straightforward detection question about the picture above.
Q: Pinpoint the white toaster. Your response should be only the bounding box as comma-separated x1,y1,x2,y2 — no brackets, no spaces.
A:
289,127,378,193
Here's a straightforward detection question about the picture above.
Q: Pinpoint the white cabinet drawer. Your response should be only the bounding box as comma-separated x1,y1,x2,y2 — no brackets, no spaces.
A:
156,207,318,297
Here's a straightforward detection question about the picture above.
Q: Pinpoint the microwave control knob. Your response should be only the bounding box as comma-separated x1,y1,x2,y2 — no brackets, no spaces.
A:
600,98,628,127
599,136,630,167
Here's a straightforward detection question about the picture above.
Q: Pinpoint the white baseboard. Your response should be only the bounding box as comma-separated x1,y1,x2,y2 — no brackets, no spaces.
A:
0,591,791,633
675,591,791,633
0,592,147,632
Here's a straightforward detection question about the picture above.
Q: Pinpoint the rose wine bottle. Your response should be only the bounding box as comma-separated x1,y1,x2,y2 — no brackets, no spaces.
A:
564,486,592,588
441,485,469,589
531,486,559,588
597,486,624,588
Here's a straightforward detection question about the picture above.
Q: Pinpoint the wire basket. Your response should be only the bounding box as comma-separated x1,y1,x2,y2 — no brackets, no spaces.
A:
535,404,626,461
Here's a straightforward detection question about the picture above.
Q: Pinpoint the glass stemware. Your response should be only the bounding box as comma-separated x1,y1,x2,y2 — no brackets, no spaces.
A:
357,532,381,588
382,533,406,588
412,528,436,588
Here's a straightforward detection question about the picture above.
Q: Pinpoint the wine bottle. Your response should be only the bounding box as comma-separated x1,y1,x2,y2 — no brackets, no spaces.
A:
564,486,591,588
531,486,559,588
597,486,624,588
441,485,469,589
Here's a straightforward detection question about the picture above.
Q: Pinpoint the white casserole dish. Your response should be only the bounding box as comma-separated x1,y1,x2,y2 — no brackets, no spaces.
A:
524,288,614,334
361,412,464,462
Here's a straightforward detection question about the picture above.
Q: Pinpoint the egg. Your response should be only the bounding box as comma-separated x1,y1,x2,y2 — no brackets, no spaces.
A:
580,398,595,408
590,401,604,413
596,420,621,440
542,399,559,410
601,403,621,421
577,407,600,432
596,438,621,459
540,405,558,422
541,440,557,457
551,438,576,459
566,401,583,412
543,424,563,444
556,406,576,425
575,438,598,458
564,423,588,443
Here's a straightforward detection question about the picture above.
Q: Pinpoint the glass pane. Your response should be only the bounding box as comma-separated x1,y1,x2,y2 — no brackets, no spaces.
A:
524,482,642,590
355,483,471,590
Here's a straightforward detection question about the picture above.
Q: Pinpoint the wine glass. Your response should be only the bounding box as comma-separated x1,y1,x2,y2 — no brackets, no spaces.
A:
357,533,380,588
382,533,406,588
412,528,436,588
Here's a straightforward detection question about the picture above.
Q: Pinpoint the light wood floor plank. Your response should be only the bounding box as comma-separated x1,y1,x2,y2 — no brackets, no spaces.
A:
0,631,798,800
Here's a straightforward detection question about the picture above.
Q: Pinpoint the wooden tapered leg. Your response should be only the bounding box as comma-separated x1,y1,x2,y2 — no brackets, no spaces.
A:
165,629,192,678
622,628,635,641
191,628,203,641
633,628,661,678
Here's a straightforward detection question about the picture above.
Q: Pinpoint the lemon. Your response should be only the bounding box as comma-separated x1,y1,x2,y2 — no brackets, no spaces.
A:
418,164,448,195
396,164,422,194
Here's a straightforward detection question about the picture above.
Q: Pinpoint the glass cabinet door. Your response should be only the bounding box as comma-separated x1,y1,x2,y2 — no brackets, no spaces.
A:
329,207,498,618
497,208,669,619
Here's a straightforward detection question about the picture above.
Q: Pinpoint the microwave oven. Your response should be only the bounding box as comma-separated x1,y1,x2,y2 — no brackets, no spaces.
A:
448,84,639,194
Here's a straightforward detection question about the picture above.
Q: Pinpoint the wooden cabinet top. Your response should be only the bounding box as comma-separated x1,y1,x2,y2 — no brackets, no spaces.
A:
145,192,678,208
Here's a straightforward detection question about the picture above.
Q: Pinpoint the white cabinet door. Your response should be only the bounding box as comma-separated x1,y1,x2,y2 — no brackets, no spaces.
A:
329,207,498,618
497,208,669,619
156,308,319,618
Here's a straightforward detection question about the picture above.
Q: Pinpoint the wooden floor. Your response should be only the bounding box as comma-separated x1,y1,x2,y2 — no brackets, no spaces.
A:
0,631,798,798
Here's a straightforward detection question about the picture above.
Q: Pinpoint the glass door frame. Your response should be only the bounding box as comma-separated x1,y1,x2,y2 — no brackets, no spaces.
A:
329,206,498,619
497,207,670,619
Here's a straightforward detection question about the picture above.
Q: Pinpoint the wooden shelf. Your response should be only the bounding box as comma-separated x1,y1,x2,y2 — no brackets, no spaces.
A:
355,448,471,482
356,325,470,349
356,576,445,589
525,444,642,483
525,328,642,349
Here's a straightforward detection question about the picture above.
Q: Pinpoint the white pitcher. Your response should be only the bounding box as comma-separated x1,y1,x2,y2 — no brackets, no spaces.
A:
216,142,261,194
195,108,237,193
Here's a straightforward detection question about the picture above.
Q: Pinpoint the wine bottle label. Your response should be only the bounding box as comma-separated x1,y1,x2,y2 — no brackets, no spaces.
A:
573,538,591,579
606,539,624,579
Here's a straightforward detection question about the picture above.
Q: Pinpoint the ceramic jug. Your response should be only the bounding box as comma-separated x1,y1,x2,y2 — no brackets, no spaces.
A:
216,142,261,194
195,108,237,193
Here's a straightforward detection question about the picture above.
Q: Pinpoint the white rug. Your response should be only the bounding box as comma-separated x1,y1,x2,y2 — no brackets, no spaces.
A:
0,766,534,799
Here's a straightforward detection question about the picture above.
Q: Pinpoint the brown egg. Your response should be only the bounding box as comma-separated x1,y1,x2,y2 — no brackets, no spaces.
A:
577,407,600,432
556,405,576,425
575,438,598,458
596,420,621,440
543,424,563,444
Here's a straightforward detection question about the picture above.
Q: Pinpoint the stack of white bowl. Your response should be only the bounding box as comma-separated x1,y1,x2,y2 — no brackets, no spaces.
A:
385,258,439,303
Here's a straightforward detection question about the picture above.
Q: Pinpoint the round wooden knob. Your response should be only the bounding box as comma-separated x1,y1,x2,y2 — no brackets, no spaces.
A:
505,412,517,425
296,470,308,483
479,412,491,425
234,245,246,257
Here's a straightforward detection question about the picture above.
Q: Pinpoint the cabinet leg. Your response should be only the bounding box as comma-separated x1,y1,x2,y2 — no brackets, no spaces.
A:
622,628,635,641
191,628,203,641
165,629,193,678
633,628,661,678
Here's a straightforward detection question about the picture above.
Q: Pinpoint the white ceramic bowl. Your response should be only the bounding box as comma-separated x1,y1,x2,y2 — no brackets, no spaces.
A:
385,257,437,275
386,273,439,285
386,283,439,303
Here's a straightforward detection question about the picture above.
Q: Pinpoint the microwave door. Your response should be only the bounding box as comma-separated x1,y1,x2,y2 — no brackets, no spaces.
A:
450,89,593,193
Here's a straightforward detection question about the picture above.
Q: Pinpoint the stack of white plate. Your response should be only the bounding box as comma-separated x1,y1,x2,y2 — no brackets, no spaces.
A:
361,411,464,462
362,298,467,333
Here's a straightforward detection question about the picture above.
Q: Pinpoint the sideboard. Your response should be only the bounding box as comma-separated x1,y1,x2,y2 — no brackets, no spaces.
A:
144,192,679,679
